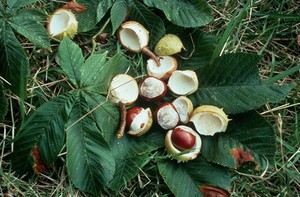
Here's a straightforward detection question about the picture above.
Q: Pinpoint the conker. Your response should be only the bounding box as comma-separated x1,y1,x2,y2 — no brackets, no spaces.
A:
171,127,196,151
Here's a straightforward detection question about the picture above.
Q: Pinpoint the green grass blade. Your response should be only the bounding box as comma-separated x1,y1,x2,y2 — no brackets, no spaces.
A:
264,64,300,85
210,1,250,63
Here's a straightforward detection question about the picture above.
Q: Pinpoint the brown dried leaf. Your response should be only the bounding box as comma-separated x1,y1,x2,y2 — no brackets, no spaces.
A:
199,185,230,197
63,0,86,13
297,34,300,46
32,147,50,174
230,147,257,169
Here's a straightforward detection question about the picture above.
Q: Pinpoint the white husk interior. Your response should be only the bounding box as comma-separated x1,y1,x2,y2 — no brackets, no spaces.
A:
157,105,179,130
109,75,138,104
120,23,149,51
168,70,198,95
166,125,201,161
190,112,225,136
130,109,149,131
49,10,76,36
141,77,165,99
172,98,189,123
147,56,175,78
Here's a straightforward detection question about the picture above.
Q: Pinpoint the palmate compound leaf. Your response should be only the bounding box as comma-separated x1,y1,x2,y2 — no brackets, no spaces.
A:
57,36,130,143
4,0,50,49
12,89,120,193
66,92,115,194
201,111,276,171
11,91,76,174
109,126,165,191
143,0,213,28
9,9,50,49
0,2,49,96
157,156,231,197
189,53,295,114
129,0,165,49
57,37,133,193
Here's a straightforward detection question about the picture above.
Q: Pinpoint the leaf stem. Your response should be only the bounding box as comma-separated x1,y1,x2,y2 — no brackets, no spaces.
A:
91,18,111,54
93,18,111,40
117,101,127,138
141,47,160,66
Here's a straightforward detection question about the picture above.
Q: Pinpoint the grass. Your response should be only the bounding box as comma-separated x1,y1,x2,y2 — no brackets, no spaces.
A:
1,0,299,196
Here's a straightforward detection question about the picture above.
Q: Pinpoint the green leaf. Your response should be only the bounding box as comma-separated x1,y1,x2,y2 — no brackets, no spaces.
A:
199,53,262,86
109,130,165,191
96,0,113,21
109,153,149,191
97,53,130,90
7,0,39,10
110,0,128,34
11,92,76,174
0,83,8,122
15,8,47,22
76,0,99,32
192,84,294,114
82,91,119,143
9,14,50,49
0,20,28,97
143,0,213,28
0,2,4,16
129,0,165,49
180,31,217,70
66,93,115,194
79,52,108,88
158,159,202,197
201,111,276,170
157,156,231,197
58,37,84,87
82,53,130,93
189,53,295,114
76,0,112,32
